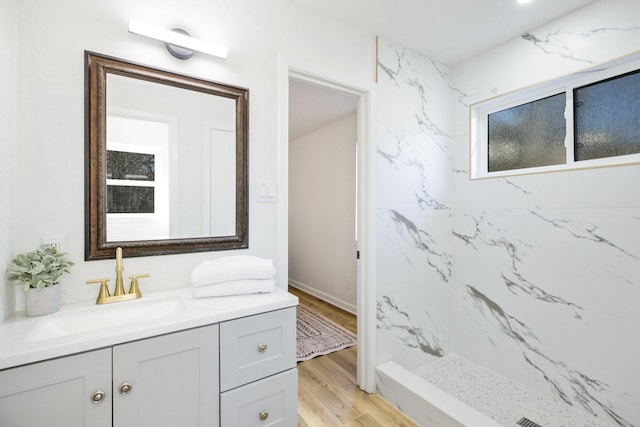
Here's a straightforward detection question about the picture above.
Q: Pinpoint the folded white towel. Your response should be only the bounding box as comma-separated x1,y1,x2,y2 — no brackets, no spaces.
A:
191,255,275,287
193,279,275,298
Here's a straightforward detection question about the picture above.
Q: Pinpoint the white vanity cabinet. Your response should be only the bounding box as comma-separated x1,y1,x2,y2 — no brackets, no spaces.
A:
0,301,297,427
219,308,297,426
0,324,219,427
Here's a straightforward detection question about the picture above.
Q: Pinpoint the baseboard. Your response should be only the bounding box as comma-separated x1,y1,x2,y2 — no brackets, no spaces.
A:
288,279,357,315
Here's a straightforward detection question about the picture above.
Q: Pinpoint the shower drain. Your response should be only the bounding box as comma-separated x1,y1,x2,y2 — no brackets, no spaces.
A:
517,417,543,427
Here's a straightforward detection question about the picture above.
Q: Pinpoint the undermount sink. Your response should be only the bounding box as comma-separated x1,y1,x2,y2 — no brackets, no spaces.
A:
23,296,187,343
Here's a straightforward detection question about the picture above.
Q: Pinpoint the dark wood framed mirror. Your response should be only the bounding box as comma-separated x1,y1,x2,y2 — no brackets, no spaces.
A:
85,51,248,260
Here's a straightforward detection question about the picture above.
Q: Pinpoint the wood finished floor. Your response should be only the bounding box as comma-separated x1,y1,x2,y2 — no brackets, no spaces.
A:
290,286,418,427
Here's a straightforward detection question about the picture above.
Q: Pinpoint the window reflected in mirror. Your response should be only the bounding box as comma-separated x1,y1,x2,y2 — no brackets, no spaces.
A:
107,150,157,216
105,114,169,241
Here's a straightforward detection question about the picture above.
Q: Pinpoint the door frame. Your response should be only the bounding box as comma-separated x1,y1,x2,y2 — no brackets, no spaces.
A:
278,65,377,392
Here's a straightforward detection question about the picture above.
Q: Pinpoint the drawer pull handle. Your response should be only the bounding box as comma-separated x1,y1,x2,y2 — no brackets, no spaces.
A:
258,343,268,353
259,410,269,421
119,382,133,395
91,390,105,404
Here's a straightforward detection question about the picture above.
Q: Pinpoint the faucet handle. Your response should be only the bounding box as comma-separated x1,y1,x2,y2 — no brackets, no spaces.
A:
87,278,111,304
128,274,149,298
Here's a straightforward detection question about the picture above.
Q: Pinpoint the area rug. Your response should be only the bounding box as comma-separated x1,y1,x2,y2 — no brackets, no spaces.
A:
296,305,357,362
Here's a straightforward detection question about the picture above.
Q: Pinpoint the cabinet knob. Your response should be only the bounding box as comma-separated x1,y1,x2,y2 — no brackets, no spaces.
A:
119,382,133,395
91,390,105,404
259,410,269,421
258,343,268,353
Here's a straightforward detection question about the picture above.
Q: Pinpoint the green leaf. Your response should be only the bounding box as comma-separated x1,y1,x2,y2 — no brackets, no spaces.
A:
6,245,73,289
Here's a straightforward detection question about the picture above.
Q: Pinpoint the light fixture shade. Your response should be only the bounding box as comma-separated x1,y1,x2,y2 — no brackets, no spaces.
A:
165,28,195,60
128,19,228,59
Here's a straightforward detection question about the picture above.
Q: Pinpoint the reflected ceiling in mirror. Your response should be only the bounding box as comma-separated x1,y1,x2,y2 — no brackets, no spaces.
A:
85,51,248,260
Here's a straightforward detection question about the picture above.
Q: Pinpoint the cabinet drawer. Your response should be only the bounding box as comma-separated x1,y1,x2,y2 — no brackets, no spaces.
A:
220,308,295,391
220,368,297,427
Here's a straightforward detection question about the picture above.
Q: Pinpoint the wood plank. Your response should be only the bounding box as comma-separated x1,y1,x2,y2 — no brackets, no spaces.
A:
291,286,417,427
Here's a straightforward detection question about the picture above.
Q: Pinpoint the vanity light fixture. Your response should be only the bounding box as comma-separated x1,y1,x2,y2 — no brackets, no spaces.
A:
128,18,228,60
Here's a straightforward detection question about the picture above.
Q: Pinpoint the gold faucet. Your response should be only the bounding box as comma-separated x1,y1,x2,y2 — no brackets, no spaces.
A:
86,247,149,304
114,247,125,296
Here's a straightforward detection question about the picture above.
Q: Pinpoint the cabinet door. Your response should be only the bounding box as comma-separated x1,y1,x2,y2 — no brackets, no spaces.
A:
113,325,219,427
0,348,112,427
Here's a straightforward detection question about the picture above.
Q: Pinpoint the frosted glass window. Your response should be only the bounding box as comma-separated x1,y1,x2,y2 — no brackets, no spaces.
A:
472,54,640,179
487,93,566,172
574,69,640,161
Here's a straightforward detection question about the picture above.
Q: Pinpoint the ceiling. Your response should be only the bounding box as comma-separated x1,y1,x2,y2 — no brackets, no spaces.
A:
289,0,599,141
291,0,598,66
289,80,358,141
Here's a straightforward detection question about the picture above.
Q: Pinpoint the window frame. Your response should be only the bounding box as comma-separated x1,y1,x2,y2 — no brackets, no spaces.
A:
470,52,640,179
105,111,172,242
106,145,159,214
105,141,170,240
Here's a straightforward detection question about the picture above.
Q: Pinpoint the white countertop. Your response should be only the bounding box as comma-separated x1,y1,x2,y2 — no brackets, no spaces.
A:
0,287,298,370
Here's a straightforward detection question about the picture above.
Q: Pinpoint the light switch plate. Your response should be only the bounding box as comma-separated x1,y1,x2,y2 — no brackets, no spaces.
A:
257,181,278,202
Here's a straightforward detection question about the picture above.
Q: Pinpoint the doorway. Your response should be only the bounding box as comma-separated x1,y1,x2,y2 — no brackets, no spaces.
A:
282,68,376,392
288,79,358,314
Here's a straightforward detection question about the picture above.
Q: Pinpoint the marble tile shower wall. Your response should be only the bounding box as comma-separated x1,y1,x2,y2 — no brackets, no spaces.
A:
376,39,453,370
450,1,640,426
376,1,640,426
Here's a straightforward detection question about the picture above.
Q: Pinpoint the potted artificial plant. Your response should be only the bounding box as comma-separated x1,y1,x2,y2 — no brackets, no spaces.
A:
7,245,74,316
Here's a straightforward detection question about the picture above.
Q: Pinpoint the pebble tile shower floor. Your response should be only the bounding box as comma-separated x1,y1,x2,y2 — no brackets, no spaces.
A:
412,354,617,427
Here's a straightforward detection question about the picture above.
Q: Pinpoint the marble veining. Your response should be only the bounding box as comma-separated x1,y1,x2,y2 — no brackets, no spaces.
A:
377,132,403,169
376,38,453,369
377,48,405,87
388,209,451,282
435,59,499,109
522,27,640,63
463,285,630,427
454,86,500,108
501,179,534,198
454,210,582,309
377,295,445,358
453,207,639,425
377,130,450,211
530,211,640,261
402,70,450,141
378,42,453,149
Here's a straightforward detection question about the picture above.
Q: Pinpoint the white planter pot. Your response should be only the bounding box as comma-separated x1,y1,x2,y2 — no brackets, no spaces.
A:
25,285,60,317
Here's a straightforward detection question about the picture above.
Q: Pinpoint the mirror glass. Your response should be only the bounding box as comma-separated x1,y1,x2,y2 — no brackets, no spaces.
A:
86,52,248,260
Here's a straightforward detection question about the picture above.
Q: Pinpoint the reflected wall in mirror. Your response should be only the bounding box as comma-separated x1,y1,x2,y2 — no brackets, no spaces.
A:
85,51,248,260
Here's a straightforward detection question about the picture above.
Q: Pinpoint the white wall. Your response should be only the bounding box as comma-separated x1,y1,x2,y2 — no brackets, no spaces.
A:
9,0,375,311
0,0,18,321
289,114,357,313
450,1,640,425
